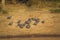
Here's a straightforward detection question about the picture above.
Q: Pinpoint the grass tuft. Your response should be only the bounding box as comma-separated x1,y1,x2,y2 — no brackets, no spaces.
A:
50,9,60,13
2,9,8,14
0,7,8,14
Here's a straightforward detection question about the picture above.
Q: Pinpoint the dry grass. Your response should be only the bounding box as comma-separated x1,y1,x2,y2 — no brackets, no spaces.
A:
0,0,60,40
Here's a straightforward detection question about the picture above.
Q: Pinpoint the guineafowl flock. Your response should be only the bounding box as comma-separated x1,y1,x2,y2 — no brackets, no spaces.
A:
7,16,45,29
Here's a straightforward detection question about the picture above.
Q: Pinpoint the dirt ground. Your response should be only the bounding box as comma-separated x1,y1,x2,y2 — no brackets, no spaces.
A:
0,4,60,40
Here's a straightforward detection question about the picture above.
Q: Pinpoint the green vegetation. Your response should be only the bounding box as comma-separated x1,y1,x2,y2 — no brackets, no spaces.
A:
2,9,8,14
25,0,60,8
0,7,2,12
50,9,60,13
0,0,60,13
0,7,8,14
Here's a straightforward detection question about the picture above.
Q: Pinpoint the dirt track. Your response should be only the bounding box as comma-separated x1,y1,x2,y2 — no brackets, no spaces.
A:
0,4,60,40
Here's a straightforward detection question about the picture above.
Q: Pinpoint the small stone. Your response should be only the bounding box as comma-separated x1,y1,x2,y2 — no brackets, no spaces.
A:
7,16,12,19
41,21,45,23
26,24,30,29
8,22,13,25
